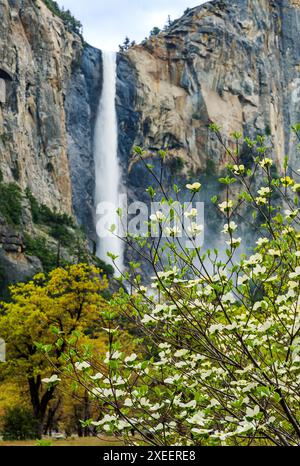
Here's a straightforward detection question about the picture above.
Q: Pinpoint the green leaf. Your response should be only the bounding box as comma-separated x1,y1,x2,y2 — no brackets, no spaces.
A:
158,150,167,159
55,338,64,349
107,252,118,261
146,186,156,199
219,176,236,185
50,326,60,335
273,392,281,403
231,131,242,140
209,122,221,132
133,146,144,155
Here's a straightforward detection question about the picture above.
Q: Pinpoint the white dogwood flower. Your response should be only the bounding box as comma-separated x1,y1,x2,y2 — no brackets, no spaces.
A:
256,237,269,247
222,221,237,234
226,237,241,248
124,353,138,364
75,361,90,371
184,208,198,218
186,182,201,192
150,211,165,223
187,223,203,236
258,186,271,196
259,158,273,168
41,374,61,384
232,164,245,175
218,200,234,213
164,226,181,237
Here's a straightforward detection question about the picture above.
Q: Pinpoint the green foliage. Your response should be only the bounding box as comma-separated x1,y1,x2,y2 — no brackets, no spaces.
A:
41,0,82,36
50,224,74,248
0,264,108,436
25,189,75,228
24,234,58,272
150,27,161,36
36,439,53,446
169,156,184,172
57,127,300,447
25,188,40,223
163,15,174,31
93,256,114,277
1,407,39,440
119,36,136,52
205,159,217,176
0,180,22,226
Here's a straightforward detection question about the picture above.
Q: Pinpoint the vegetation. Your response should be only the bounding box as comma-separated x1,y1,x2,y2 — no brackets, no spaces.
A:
0,172,22,226
2,407,39,441
40,0,82,36
2,125,300,446
119,37,136,52
24,190,114,277
163,15,174,31
43,125,300,446
0,264,108,438
24,234,59,272
0,437,123,446
25,189,74,228
149,27,161,37
93,256,114,278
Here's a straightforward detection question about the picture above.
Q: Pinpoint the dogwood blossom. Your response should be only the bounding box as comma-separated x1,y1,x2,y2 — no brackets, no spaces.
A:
186,182,201,191
259,158,273,168
184,208,198,218
218,200,234,213
41,374,60,384
222,221,238,234
150,211,166,222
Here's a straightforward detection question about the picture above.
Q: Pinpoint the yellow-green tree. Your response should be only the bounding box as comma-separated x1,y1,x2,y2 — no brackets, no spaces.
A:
0,264,108,437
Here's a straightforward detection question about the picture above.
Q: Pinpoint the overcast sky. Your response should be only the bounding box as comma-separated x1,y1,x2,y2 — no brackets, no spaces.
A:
56,0,208,51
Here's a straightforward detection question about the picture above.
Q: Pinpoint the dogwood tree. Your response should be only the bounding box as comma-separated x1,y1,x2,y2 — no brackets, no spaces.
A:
45,126,300,446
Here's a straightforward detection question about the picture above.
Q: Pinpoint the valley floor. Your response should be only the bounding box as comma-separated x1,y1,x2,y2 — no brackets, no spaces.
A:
0,436,123,447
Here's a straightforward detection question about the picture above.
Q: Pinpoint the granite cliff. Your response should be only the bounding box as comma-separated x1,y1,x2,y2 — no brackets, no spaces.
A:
124,0,300,182
1,0,300,289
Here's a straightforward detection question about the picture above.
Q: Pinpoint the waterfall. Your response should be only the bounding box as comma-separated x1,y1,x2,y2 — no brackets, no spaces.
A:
93,51,124,274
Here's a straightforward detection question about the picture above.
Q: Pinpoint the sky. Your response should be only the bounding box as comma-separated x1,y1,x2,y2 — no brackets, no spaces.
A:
56,0,208,51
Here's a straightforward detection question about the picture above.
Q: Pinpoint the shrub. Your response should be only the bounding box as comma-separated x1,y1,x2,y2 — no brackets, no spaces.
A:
54,126,300,446
93,256,114,277
50,224,74,247
150,27,161,36
25,188,40,223
1,407,39,440
0,181,22,226
41,0,82,36
25,189,75,228
24,234,58,273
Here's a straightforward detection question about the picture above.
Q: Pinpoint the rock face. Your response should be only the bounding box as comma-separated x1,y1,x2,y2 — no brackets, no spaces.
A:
0,215,42,296
123,0,300,179
0,0,82,213
0,0,103,288
1,0,300,284
65,44,102,241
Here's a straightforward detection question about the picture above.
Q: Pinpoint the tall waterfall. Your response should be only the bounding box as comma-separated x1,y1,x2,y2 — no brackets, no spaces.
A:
93,51,124,273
